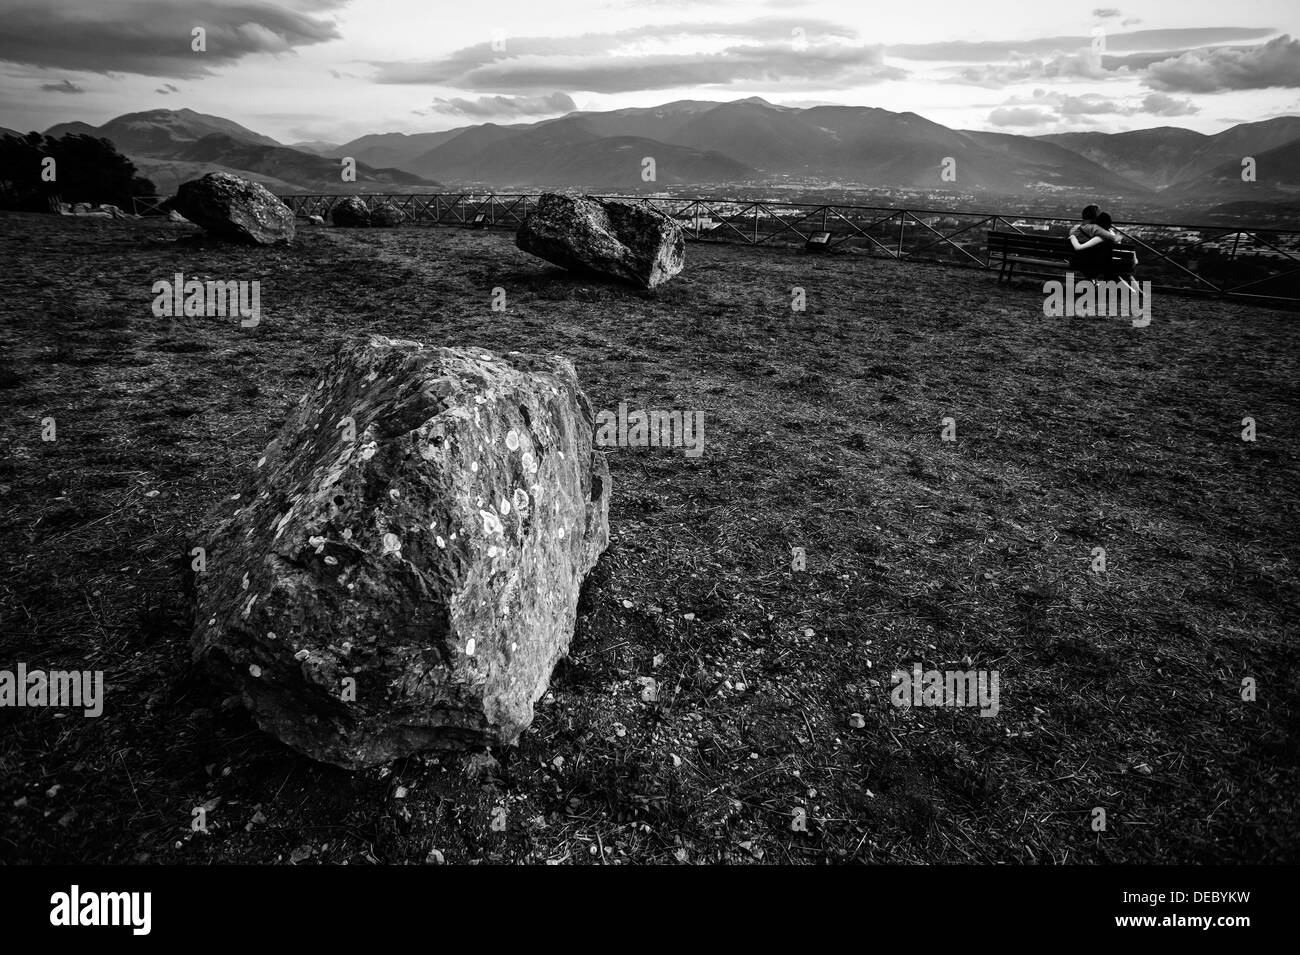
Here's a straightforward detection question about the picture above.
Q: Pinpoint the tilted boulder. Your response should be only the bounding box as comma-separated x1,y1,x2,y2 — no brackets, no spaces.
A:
369,201,406,227
169,172,295,245
192,335,611,768
331,196,371,227
307,214,325,226
515,194,685,289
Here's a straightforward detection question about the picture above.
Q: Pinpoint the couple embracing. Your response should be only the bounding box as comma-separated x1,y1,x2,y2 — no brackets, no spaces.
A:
1066,203,1145,310
1068,204,1127,280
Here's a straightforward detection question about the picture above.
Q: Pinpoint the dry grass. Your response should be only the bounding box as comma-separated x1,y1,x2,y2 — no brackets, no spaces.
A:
0,211,1296,864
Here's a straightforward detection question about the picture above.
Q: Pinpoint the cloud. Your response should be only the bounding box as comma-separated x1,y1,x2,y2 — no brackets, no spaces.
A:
948,50,1109,86
429,92,577,118
372,17,900,93
1141,91,1199,116
890,27,1275,62
0,0,341,78
1092,8,1121,18
443,45,901,93
39,78,83,93
1146,35,1300,92
988,106,1056,127
984,88,1198,125
1057,93,1127,115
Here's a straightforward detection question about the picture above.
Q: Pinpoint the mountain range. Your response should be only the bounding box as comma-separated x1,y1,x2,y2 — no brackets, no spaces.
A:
36,108,440,194
12,102,1300,203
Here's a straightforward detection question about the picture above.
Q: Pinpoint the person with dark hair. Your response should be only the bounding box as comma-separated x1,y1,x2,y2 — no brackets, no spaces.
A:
1071,212,1143,304
1068,205,1123,279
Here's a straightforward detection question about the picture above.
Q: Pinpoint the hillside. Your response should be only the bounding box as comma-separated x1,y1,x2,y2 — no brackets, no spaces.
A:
167,133,438,191
1038,117,1300,192
336,127,485,170
404,100,1156,194
38,109,441,193
24,101,1300,202
1165,137,1300,202
48,108,280,154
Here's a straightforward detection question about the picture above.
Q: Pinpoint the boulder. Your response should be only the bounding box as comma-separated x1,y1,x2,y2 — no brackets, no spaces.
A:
307,214,325,226
515,193,685,289
168,209,190,223
331,196,370,227
170,172,294,245
192,335,611,768
369,202,405,227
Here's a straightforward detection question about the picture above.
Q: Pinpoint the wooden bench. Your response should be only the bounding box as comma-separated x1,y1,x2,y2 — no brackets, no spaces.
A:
988,230,1137,285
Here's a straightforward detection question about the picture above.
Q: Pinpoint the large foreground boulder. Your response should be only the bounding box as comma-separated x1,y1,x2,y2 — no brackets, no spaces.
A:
331,196,370,227
170,172,294,245
515,194,685,289
192,335,611,768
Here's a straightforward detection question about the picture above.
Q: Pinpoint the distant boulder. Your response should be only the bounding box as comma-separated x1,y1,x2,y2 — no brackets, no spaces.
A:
66,202,129,218
168,209,190,223
369,201,405,227
515,194,685,289
330,196,370,227
191,335,612,768
170,172,294,245
307,214,325,226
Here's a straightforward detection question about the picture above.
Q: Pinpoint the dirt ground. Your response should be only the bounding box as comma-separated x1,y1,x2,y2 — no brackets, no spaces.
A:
1,211,1296,864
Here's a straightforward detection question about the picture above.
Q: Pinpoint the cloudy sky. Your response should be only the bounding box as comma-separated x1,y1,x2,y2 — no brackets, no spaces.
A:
1,0,1298,142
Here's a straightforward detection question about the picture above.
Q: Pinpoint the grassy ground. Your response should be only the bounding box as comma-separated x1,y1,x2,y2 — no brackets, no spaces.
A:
1,211,1297,865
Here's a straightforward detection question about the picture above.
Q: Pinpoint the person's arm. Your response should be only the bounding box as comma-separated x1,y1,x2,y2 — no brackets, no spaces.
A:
1094,227,1122,244
1070,234,1104,250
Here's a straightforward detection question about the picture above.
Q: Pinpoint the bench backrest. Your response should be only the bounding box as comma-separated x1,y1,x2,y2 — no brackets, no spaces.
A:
988,230,1136,267
988,230,1071,257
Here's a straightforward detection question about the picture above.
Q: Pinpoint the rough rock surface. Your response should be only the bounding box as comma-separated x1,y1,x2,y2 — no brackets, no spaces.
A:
307,214,325,226
369,201,405,227
65,202,129,218
192,335,611,768
331,196,370,227
515,193,685,289
169,172,295,245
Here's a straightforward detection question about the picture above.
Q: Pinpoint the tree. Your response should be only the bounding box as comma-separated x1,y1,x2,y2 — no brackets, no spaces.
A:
0,132,156,212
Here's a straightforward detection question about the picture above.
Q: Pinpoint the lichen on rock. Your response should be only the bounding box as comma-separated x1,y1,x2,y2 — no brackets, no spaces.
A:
192,335,611,768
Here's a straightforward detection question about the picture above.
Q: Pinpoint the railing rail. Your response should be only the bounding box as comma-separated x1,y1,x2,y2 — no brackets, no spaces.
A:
133,192,1300,304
